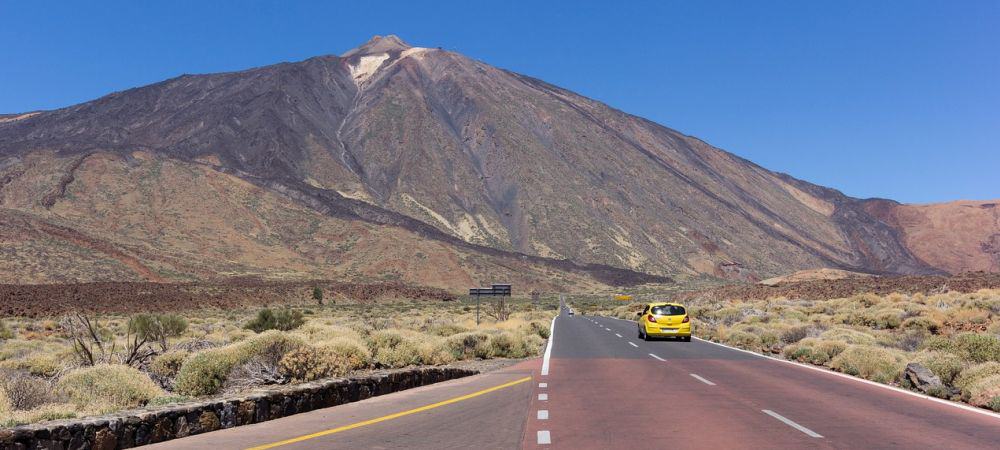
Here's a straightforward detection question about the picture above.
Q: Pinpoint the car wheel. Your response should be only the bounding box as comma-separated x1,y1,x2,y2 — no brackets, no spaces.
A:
683,336,691,342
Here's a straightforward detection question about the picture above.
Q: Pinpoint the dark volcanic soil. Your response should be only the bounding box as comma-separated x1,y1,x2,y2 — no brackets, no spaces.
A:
0,279,456,317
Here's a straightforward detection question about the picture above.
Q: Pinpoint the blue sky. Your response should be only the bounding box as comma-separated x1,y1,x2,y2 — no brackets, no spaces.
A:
1,1,997,203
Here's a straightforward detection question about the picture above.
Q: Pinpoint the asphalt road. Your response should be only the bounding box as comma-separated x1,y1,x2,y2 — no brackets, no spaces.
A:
153,308,1000,449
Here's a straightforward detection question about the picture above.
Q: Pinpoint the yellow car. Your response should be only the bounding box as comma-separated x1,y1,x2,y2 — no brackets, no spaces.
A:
637,302,691,341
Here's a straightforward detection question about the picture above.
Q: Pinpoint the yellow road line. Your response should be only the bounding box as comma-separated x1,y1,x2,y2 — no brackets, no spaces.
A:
246,375,533,450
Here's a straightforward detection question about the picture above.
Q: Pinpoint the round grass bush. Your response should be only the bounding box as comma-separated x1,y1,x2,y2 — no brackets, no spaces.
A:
819,328,876,345
149,350,189,379
725,331,763,352
0,384,10,416
57,364,163,413
444,332,492,360
279,347,334,382
965,374,1000,409
830,345,905,384
954,362,1000,399
317,337,371,372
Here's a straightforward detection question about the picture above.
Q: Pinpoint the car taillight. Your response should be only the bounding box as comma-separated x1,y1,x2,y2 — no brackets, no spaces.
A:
647,315,657,323
682,316,690,323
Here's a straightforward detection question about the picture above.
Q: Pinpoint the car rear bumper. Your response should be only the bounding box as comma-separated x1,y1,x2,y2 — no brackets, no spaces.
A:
642,322,691,337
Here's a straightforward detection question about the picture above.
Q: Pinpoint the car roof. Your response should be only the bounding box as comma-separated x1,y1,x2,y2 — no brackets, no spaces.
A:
647,302,685,307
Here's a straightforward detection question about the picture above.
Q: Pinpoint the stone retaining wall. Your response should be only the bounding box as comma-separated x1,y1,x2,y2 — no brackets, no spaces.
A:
1,367,477,449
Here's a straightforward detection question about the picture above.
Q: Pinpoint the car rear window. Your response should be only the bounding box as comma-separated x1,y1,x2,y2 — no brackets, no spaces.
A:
651,305,685,316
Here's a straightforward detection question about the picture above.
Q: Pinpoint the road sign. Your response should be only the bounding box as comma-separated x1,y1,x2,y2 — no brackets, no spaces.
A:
469,283,512,325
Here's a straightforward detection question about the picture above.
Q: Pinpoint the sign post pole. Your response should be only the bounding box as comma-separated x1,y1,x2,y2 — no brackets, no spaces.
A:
475,291,481,326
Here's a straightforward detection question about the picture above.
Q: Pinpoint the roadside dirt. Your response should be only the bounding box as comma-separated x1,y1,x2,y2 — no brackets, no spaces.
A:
0,279,456,317
678,271,1000,302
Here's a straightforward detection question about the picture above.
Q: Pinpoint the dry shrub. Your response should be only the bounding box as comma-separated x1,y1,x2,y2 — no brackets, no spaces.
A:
488,332,532,359
830,345,905,384
317,337,372,372
57,364,164,414
0,403,77,428
0,384,10,416
368,330,422,368
0,353,62,377
279,347,334,382
780,326,810,345
724,331,763,352
0,371,52,410
175,331,304,396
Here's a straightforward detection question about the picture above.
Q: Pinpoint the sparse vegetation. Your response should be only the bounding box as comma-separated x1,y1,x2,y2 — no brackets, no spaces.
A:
0,296,555,426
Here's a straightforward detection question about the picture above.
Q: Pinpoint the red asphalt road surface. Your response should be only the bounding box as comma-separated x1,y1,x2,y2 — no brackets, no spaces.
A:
525,313,1000,449
150,309,1000,449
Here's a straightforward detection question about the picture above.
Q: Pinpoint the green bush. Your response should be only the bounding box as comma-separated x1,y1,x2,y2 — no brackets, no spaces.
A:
953,333,1000,363
130,313,188,349
175,331,304,396
244,308,305,333
921,335,956,353
830,345,905,384
911,351,965,385
57,364,163,413
725,331,763,352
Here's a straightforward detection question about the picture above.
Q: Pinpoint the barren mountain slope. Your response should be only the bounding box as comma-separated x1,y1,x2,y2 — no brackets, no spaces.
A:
0,35,990,283
863,199,1000,274
0,150,654,290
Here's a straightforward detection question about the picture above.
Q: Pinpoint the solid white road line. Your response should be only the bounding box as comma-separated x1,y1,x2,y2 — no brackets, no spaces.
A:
762,410,823,438
597,315,1000,421
541,315,556,376
538,393,548,401
537,430,551,445
648,353,665,361
615,333,622,338
538,410,549,420
628,342,638,348
539,382,547,388
690,374,716,385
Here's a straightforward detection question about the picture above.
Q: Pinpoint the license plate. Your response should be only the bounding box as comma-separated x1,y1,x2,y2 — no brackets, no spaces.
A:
661,328,677,333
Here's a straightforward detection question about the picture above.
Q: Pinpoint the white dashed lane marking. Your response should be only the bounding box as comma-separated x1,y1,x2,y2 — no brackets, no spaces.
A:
539,382,547,388
628,342,638,348
538,430,551,445
648,353,665,361
538,410,549,420
690,374,716,385
615,333,622,338
762,410,823,438
538,393,548,401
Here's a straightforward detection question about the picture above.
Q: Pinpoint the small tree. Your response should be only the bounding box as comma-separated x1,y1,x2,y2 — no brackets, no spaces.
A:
131,313,188,352
244,308,305,333
312,286,324,305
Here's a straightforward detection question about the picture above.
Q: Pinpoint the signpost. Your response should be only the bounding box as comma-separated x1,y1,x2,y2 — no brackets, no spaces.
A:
469,283,512,325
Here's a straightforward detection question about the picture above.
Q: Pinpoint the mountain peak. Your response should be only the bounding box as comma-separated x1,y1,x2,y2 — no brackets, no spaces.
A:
342,34,412,58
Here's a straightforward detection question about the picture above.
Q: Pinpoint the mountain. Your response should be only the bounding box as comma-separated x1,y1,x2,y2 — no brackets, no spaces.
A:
0,35,996,290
